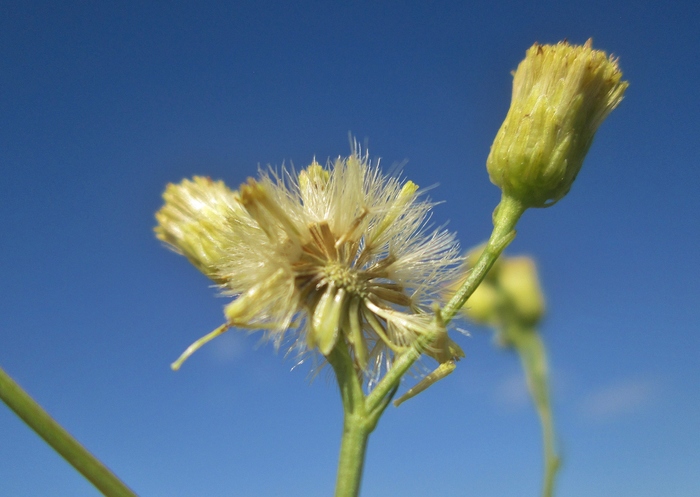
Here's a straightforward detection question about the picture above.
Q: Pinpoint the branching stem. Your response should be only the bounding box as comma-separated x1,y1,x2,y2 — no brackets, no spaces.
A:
327,342,371,497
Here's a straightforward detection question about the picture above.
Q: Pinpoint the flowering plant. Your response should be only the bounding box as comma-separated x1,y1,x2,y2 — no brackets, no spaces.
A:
0,39,626,497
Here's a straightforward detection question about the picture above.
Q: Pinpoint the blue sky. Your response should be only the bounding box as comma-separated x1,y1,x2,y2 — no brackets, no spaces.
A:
1,1,698,496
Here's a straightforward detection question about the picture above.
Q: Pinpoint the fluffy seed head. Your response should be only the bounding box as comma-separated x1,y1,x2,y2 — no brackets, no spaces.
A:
156,145,464,381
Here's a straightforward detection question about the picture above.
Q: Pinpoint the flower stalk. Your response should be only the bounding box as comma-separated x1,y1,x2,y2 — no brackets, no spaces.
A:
327,343,373,497
327,336,401,497
333,192,526,496
506,325,560,497
0,365,137,497
442,193,525,324
458,250,559,497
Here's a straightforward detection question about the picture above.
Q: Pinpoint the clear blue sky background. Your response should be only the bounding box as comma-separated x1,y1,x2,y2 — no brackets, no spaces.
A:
1,1,698,496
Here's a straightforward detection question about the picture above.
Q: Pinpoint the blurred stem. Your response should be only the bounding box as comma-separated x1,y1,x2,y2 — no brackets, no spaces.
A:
506,325,560,497
0,365,137,497
442,193,525,324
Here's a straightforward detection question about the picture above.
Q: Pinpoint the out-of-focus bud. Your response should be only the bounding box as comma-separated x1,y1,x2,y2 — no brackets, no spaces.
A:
462,282,500,325
155,176,239,283
465,243,503,283
457,245,545,328
456,244,503,324
499,257,546,326
487,39,628,207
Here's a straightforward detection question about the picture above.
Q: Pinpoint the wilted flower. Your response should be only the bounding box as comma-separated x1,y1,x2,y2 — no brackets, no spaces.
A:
156,144,464,381
487,39,628,207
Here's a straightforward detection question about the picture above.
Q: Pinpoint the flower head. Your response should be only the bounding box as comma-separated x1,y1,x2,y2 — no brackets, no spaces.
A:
156,144,463,382
155,176,240,282
487,39,628,207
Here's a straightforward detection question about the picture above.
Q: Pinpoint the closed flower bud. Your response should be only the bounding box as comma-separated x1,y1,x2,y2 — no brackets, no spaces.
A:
462,282,500,325
499,257,545,326
487,39,628,207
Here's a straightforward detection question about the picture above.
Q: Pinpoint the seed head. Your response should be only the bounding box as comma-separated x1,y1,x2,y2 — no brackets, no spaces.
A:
156,144,464,381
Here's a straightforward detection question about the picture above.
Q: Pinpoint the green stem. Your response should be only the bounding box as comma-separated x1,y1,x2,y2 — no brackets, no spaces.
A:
366,194,526,412
507,327,560,497
0,365,137,497
327,342,373,497
335,415,371,497
442,193,525,324
365,333,431,413
327,194,527,494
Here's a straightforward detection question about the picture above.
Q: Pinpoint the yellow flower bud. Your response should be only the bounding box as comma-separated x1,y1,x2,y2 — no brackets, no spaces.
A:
499,257,546,326
461,282,500,325
487,39,628,207
155,176,241,283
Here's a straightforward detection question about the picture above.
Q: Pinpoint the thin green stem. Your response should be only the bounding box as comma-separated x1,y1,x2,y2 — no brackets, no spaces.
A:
442,193,525,324
367,194,526,412
365,332,432,413
508,327,560,497
0,365,137,497
327,194,527,495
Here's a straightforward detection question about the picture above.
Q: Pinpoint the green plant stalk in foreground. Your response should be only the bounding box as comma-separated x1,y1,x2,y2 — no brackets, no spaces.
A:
0,365,137,497
327,344,376,497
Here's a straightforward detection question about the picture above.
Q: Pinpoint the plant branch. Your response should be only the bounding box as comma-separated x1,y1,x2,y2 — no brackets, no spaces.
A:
442,193,525,324
0,365,137,497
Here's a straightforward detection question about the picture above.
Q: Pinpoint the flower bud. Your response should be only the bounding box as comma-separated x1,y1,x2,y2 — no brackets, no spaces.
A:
155,176,240,282
461,282,500,325
487,39,628,207
498,257,545,326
